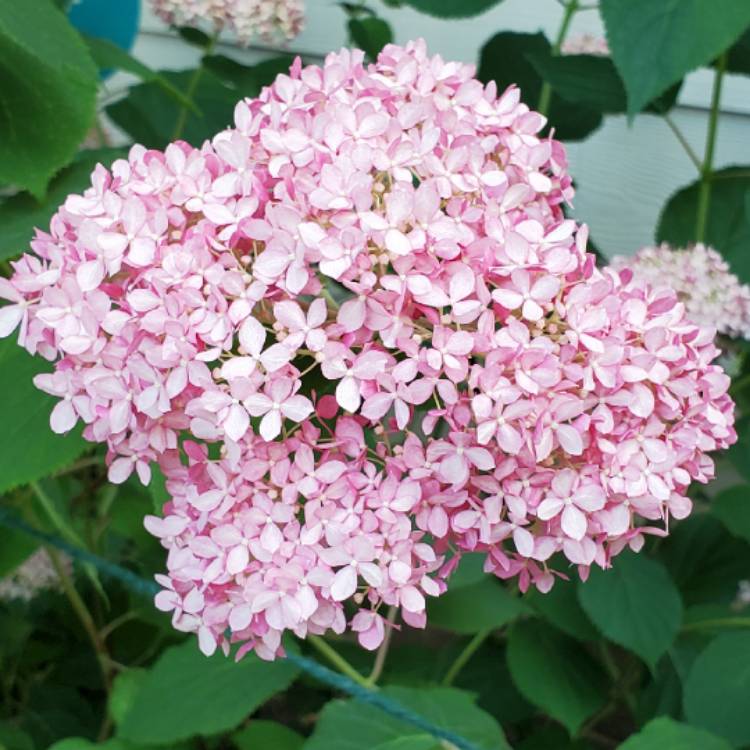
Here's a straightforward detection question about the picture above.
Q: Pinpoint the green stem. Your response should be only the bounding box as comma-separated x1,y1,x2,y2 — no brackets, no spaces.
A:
31,481,85,548
366,606,397,687
171,32,219,141
537,0,579,117
695,52,727,243
682,617,750,633
441,628,493,686
662,113,702,172
307,635,373,689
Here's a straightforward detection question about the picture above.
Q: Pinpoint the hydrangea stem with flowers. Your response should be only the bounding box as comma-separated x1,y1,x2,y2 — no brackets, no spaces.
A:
0,38,737,672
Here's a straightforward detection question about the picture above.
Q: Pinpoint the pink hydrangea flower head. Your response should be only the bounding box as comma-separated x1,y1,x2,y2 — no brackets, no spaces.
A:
612,243,750,339
150,0,304,44
0,41,736,660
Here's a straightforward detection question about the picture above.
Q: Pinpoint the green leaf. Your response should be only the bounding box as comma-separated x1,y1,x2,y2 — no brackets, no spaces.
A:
684,631,750,746
0,339,89,493
0,526,38,578
618,717,732,750
712,485,750,543
48,741,137,750
527,52,681,115
477,32,602,141
83,36,194,109
0,721,34,750
506,619,607,735
656,168,750,282
147,464,170,514
117,640,299,744
303,686,510,750
525,582,599,641
349,17,393,61
177,26,213,49
428,578,526,633
107,69,239,150
400,0,504,18
0,0,98,197
108,669,147,729
601,0,750,116
577,552,683,667
725,29,750,75
0,148,126,262
232,720,304,750
202,54,294,99
659,513,750,605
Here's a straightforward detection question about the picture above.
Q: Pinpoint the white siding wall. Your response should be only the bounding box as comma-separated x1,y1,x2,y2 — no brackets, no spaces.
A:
119,0,750,257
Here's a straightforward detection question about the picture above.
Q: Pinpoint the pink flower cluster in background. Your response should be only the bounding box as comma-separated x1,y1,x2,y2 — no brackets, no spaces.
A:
560,33,610,56
150,0,304,44
613,243,750,340
0,41,736,660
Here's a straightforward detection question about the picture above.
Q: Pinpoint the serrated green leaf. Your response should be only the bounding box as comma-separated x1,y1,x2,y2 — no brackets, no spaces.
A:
0,148,126,262
428,578,526,634
619,717,732,750
401,0,503,17
0,0,98,197
684,631,750,746
577,552,683,667
118,640,299,744
232,720,304,750
601,0,750,116
506,619,607,735
0,339,89,493
478,31,602,141
656,168,750,282
303,686,510,750
712,485,750,543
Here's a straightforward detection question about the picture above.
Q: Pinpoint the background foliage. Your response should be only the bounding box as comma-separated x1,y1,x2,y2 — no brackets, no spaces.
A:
1,1,750,748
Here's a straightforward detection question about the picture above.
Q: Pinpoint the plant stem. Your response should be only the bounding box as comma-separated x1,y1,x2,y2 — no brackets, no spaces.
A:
537,0,579,117
695,52,727,243
662,113,702,172
366,606,397,686
46,547,112,694
307,635,373,689
441,627,493,686
682,616,750,633
31,481,85,548
171,32,219,141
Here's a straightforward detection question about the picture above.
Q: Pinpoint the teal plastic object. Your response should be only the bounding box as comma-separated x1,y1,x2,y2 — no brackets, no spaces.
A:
68,0,141,78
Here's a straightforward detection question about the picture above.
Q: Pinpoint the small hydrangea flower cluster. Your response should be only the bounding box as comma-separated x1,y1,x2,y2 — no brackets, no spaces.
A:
561,34,610,56
613,243,750,340
150,0,304,44
0,42,736,660
0,550,69,602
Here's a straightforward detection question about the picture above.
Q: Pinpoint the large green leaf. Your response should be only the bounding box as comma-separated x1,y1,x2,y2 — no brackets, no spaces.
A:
0,339,88,493
506,619,607,735
725,28,750,75
233,721,304,750
202,54,293,100
48,741,137,750
400,0,504,18
601,0,750,116
525,582,599,641
577,553,682,667
107,69,239,150
712,485,750,543
0,148,126,262
428,578,526,634
303,686,510,750
684,631,750,746
659,513,750,605
478,32,602,141
656,168,750,282
619,717,732,750
117,640,299,744
0,0,98,198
